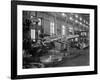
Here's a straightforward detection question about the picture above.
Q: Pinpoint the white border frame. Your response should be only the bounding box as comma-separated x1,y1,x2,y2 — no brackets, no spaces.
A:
17,5,94,75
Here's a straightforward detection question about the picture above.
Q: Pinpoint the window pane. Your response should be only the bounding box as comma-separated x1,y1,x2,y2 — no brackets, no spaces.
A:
31,29,35,41
62,25,65,36
50,22,55,36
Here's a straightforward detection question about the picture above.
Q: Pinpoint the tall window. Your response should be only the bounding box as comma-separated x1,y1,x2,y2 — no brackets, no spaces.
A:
31,29,35,41
62,25,66,36
38,18,42,26
50,22,55,36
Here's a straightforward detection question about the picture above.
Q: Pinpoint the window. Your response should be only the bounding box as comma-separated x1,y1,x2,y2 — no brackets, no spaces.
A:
50,22,55,36
38,18,42,26
62,25,66,36
31,29,35,41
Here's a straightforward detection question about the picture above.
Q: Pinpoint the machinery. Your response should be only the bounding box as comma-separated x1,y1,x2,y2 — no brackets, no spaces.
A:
22,15,89,68
69,31,89,49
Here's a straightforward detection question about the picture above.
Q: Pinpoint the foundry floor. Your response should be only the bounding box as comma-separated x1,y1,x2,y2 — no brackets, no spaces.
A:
47,48,89,67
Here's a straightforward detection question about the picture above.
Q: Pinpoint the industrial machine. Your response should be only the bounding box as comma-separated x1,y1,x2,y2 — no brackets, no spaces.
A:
70,31,89,49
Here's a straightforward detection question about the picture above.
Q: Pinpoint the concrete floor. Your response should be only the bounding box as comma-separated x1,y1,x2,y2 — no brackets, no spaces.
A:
23,47,89,68
48,48,89,67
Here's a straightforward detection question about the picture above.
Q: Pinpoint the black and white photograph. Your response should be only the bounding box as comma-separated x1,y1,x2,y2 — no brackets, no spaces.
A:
22,11,90,69
11,1,97,79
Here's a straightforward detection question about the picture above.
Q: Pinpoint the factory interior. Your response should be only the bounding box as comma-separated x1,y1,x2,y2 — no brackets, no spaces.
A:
23,11,90,68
